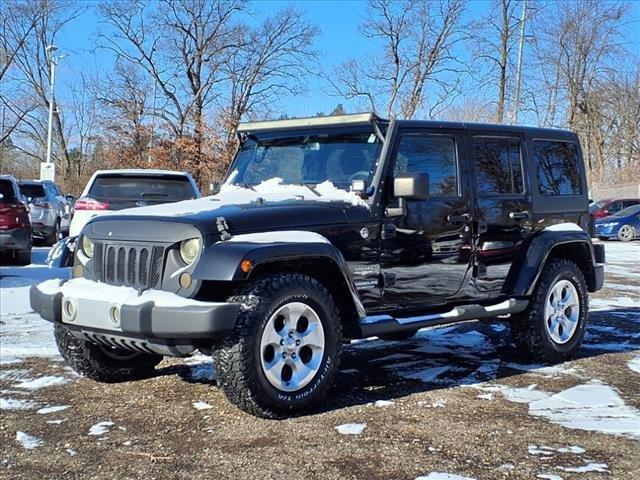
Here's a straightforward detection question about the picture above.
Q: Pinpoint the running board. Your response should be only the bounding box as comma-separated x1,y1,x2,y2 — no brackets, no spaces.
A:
358,299,529,337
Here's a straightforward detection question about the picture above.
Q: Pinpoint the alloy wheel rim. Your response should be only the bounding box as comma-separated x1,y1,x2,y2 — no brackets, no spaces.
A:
259,302,325,392
619,225,633,240
544,279,580,344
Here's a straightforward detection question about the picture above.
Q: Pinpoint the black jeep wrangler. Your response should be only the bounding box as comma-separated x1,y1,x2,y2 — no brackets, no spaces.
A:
31,113,604,418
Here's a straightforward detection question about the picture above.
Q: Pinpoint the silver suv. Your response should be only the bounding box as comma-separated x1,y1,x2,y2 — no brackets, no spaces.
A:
19,180,72,245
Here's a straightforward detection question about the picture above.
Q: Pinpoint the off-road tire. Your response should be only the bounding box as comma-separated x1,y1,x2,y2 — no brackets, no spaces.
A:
212,273,342,418
511,258,588,363
378,329,420,341
54,324,162,382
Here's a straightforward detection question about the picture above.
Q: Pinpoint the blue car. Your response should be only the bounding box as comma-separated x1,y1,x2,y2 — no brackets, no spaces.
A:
595,204,640,242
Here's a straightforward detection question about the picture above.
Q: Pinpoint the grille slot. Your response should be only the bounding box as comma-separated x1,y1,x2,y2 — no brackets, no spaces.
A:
95,242,165,289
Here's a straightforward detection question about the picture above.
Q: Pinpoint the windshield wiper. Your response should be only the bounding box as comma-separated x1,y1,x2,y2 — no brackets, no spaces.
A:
299,182,321,197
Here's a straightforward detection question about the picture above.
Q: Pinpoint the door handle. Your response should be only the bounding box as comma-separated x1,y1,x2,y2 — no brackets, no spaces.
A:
447,213,471,223
509,210,531,220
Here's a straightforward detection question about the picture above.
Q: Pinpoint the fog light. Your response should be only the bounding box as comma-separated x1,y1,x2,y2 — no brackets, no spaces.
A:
109,305,121,327
62,299,77,321
179,272,192,289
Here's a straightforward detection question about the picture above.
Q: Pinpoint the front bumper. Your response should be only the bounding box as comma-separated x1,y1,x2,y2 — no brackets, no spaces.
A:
0,228,31,251
30,278,240,343
594,224,618,238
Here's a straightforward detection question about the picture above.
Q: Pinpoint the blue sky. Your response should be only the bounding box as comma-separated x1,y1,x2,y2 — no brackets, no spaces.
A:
54,0,639,119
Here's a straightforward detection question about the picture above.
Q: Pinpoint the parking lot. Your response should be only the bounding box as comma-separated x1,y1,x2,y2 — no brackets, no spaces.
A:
1,242,638,480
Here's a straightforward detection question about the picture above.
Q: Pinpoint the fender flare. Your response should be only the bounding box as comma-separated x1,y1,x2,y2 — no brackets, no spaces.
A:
192,234,366,318
505,229,599,296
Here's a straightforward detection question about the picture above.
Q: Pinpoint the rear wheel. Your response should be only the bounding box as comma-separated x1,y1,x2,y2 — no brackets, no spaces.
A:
212,273,342,418
15,246,31,265
511,258,588,363
617,224,635,242
54,324,162,382
46,220,62,246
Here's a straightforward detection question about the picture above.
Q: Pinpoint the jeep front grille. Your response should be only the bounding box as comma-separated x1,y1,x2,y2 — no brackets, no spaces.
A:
94,243,165,289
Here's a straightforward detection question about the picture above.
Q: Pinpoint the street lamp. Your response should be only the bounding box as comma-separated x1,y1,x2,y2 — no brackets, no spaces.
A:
42,45,65,181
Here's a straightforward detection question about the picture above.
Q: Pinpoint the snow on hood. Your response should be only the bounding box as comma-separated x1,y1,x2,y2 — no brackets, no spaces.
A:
102,178,367,218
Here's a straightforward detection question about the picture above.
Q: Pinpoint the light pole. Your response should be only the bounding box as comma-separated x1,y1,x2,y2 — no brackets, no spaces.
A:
43,45,65,181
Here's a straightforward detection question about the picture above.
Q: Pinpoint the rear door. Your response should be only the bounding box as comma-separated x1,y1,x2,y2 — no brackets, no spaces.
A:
470,132,533,294
380,127,473,307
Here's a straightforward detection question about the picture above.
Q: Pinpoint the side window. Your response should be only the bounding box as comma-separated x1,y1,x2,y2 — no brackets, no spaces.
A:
472,137,523,195
609,201,622,213
533,140,581,196
393,134,458,196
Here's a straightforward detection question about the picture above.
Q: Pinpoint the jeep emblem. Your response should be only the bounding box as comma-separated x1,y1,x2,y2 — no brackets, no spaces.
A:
360,227,369,239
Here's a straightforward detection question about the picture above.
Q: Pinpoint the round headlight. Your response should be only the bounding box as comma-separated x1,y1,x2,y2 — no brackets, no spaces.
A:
180,238,201,264
82,235,94,257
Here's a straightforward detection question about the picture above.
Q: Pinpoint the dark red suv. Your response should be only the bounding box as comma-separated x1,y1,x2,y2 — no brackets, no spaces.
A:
589,198,640,219
0,175,32,264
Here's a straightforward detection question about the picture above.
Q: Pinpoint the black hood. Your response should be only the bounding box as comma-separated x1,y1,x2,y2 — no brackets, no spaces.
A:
87,186,371,240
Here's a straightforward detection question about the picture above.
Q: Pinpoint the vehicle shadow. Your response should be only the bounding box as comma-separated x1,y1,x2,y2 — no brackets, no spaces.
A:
161,306,640,415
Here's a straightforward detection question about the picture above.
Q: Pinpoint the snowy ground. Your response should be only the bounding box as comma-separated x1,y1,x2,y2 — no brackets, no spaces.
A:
1,241,638,479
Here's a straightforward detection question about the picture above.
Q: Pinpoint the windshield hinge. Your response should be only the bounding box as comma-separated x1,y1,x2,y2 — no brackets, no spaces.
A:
371,115,385,143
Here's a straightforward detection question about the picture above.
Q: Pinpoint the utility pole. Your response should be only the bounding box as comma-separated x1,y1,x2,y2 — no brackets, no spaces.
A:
512,0,527,124
43,45,62,181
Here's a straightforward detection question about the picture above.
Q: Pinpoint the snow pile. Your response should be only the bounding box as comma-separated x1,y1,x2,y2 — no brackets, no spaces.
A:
88,421,115,436
192,401,213,410
335,423,367,435
629,357,640,374
37,277,226,309
1,398,40,410
104,177,366,219
416,473,476,480
37,405,70,414
16,431,43,449
16,376,68,390
225,231,330,244
528,383,640,439
558,463,608,473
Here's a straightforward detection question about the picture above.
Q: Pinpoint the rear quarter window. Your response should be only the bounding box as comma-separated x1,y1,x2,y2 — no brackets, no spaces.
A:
533,140,581,196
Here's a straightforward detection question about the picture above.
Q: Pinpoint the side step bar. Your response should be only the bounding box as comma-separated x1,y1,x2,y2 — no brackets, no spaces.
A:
358,299,529,337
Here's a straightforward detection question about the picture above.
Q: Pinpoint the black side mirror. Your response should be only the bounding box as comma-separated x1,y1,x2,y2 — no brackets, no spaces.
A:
393,173,429,200
210,182,221,195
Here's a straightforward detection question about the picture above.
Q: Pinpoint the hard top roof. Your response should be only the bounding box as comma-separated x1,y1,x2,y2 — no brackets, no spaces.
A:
237,112,576,138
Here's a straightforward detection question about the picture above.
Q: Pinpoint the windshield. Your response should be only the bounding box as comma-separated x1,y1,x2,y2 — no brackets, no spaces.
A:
230,130,382,190
615,205,640,217
88,175,196,202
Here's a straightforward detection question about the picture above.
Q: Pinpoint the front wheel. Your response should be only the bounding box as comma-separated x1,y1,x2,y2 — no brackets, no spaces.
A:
617,224,635,242
46,220,62,246
213,273,342,418
511,258,588,363
54,325,162,382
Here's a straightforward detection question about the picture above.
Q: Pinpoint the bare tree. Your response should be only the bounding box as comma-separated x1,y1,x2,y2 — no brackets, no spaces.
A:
218,6,319,151
98,0,244,170
5,0,82,184
531,0,631,178
332,0,464,119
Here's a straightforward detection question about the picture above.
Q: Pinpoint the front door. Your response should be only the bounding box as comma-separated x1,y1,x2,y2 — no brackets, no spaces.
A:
469,132,533,294
380,128,473,308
